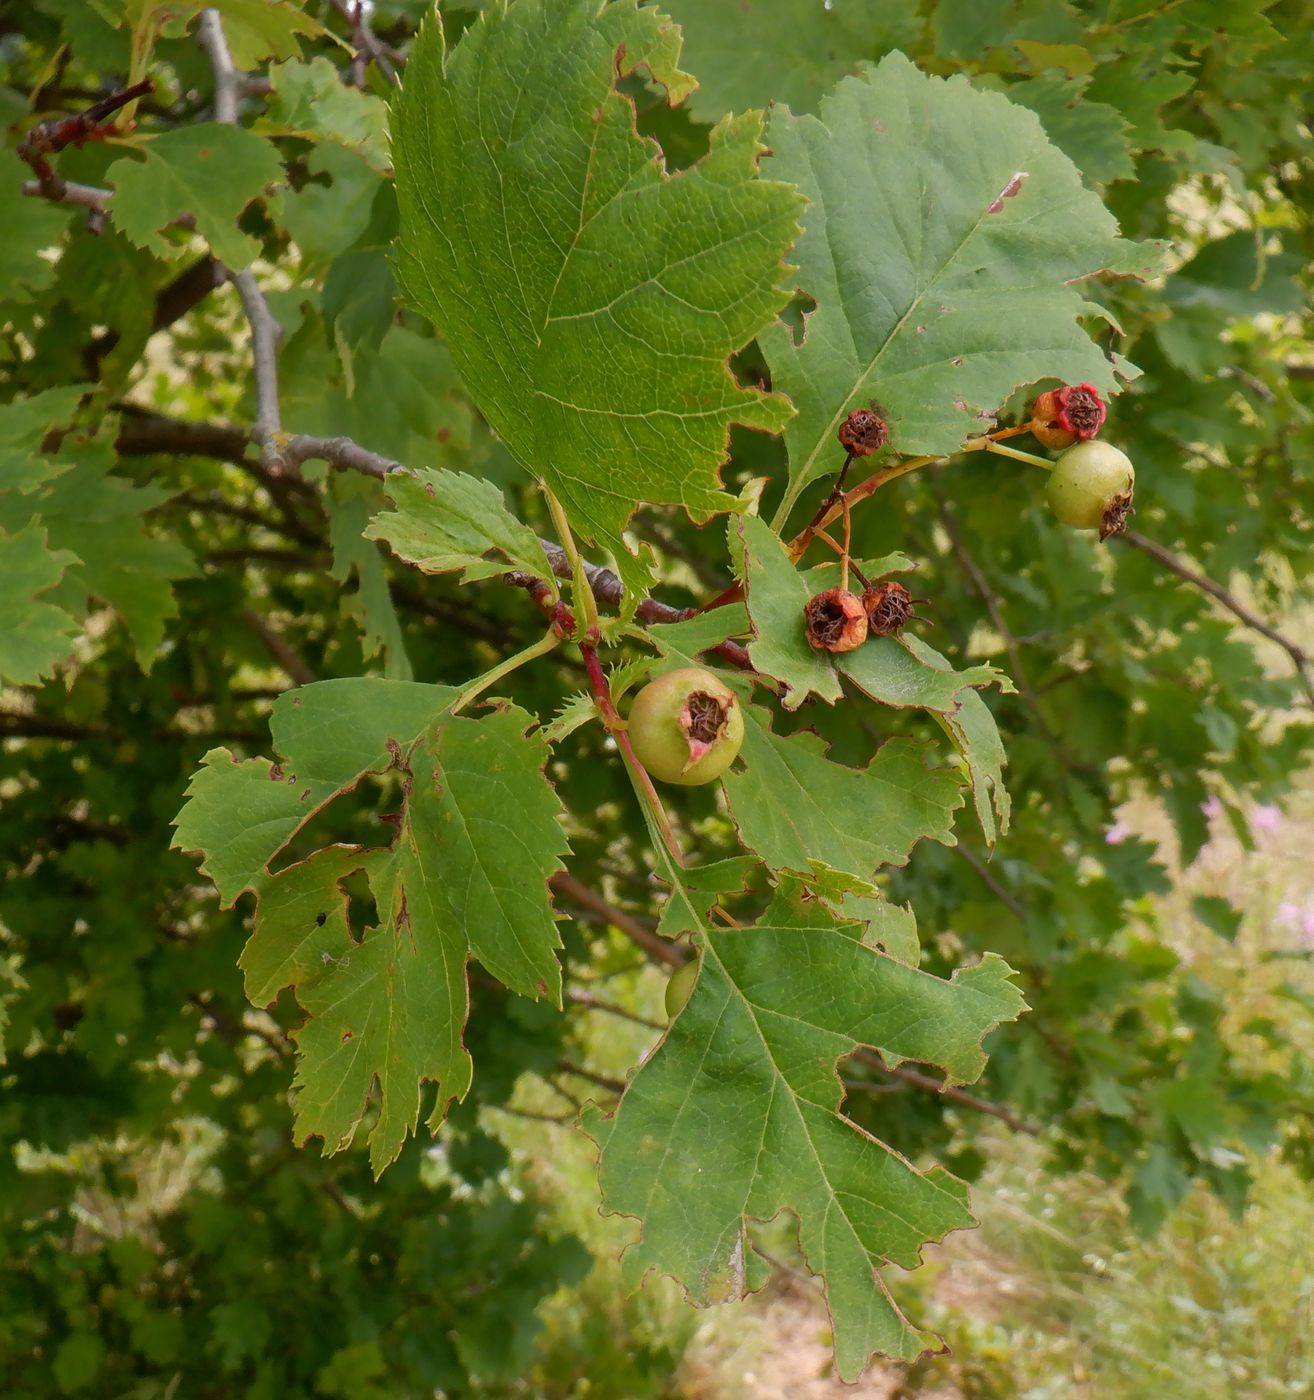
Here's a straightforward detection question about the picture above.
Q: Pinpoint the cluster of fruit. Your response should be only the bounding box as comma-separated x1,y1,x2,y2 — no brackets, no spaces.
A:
1031,382,1135,539
623,383,1136,792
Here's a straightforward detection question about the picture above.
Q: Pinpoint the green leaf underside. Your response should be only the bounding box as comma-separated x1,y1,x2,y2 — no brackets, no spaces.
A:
588,921,1026,1378
365,468,553,583
938,684,1012,846
391,0,803,584
724,706,963,879
107,123,283,271
839,633,1010,713
326,474,412,679
0,523,79,685
177,685,569,1175
762,53,1157,524
734,513,842,709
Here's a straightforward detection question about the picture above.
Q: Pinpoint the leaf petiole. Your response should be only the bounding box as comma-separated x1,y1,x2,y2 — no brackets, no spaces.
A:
542,481,597,633
449,629,562,714
979,440,1055,471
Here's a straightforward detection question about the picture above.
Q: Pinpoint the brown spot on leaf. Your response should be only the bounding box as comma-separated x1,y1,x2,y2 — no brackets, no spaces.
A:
341,1030,352,1043
269,763,284,781
436,427,450,443
987,171,1027,214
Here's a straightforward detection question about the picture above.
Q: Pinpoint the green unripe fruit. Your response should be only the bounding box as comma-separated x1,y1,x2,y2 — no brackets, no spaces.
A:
664,959,698,1020
626,666,744,786
1046,440,1135,537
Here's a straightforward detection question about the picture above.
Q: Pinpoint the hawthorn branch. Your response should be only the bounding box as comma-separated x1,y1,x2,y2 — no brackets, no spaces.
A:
18,78,153,216
329,0,399,85
851,1049,1040,1136
241,607,316,686
551,871,685,968
1121,529,1314,705
199,9,285,456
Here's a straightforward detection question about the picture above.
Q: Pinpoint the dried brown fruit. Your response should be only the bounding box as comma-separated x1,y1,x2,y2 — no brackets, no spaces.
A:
861,580,915,637
1099,490,1135,540
1029,383,1107,450
804,587,868,653
837,407,889,458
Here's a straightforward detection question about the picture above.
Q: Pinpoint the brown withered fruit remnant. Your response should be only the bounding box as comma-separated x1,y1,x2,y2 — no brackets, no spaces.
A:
837,406,889,457
804,587,868,653
1099,489,1135,541
1030,383,1107,450
862,580,915,637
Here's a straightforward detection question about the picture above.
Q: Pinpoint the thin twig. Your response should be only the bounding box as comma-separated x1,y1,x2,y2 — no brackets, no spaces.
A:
851,1049,1040,1135
567,986,665,1031
953,842,1026,921
199,9,284,458
329,0,400,85
241,607,316,686
554,1059,627,1096
551,871,685,968
18,78,154,215
1121,529,1314,705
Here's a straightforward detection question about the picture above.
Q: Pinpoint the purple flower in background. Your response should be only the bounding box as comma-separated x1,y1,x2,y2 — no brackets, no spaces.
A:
1251,803,1284,836
1105,820,1132,846
1276,901,1314,948
1200,796,1224,821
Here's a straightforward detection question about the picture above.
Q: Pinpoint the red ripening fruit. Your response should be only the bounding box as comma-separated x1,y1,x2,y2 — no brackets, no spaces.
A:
626,666,744,786
862,580,915,637
804,587,868,653
1029,383,1107,450
837,407,889,457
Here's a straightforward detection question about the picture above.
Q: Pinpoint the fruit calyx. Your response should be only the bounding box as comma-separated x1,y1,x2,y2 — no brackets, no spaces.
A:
804,587,868,653
1030,383,1107,450
862,580,915,637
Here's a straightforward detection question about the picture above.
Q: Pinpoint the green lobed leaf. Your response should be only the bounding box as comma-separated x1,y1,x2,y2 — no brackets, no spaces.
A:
660,0,923,120
839,633,1011,713
588,916,1026,1378
286,709,569,1175
173,679,459,904
0,522,79,685
106,124,283,271
5,435,198,670
365,468,553,584
207,0,330,67
0,149,74,305
391,0,804,584
0,386,86,495
1006,75,1135,185
178,688,570,1175
257,56,392,172
761,54,1160,525
722,703,963,879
